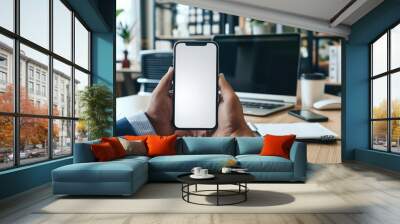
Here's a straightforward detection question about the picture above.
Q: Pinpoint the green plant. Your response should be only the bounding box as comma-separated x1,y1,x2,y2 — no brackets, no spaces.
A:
116,9,124,17
79,84,113,140
250,19,265,25
117,22,133,44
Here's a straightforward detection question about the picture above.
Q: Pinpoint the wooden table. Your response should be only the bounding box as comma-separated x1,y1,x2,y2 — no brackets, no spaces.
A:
245,107,341,164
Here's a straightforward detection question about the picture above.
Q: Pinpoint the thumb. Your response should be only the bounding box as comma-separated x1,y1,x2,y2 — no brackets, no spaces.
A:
155,67,174,92
218,73,234,95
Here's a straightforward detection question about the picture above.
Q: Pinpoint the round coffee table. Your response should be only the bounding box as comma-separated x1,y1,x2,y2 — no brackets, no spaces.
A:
177,173,255,206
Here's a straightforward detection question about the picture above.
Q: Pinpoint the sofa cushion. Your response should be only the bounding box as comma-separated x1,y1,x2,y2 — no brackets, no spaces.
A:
147,135,177,157
178,137,235,155
91,142,118,161
53,158,148,183
118,138,147,156
149,154,235,172
236,137,263,155
236,155,293,172
260,134,296,159
73,139,100,163
101,137,127,158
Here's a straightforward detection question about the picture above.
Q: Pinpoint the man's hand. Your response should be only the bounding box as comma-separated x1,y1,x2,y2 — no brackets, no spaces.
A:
145,67,207,137
146,68,254,137
145,67,175,135
211,74,255,137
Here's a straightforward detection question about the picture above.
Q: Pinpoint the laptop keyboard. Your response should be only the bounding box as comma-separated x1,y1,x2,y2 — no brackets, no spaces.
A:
241,101,284,109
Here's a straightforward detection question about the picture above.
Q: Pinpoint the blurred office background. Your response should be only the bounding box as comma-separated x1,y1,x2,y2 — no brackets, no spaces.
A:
115,0,342,98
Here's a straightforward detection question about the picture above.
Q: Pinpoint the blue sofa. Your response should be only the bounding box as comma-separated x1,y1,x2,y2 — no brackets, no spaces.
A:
52,137,307,196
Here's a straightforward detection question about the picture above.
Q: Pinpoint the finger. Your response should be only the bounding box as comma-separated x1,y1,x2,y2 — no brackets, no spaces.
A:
218,73,237,101
154,67,174,93
218,73,234,95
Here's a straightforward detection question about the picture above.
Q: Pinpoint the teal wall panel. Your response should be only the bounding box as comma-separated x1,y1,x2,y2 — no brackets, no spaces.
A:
344,0,400,171
0,158,72,199
0,0,115,200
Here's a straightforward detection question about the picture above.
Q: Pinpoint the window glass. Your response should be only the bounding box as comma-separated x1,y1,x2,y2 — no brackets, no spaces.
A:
372,33,387,76
53,59,72,117
19,117,49,165
372,76,387,119
20,44,49,115
372,121,388,151
391,120,400,153
53,119,72,157
75,120,88,143
0,0,14,31
53,0,72,60
391,72,400,118
20,0,49,49
0,116,13,170
74,18,89,70
74,69,89,118
391,24,400,70
0,35,14,112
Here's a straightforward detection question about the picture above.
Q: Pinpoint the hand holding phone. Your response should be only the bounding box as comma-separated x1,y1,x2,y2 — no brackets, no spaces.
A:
173,41,218,129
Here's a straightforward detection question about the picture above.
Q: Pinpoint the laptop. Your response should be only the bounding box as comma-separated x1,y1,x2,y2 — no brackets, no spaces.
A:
214,34,300,116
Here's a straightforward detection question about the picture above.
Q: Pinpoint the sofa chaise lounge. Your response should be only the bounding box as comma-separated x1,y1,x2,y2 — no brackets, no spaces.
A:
52,137,307,196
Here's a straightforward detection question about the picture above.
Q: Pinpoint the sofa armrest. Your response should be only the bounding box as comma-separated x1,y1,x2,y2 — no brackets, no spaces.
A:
73,141,99,163
289,141,307,181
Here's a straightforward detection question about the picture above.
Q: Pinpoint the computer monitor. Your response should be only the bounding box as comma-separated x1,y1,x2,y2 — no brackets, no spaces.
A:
213,34,300,102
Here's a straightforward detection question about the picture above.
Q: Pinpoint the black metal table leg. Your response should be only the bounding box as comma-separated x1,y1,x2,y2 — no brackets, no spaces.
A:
245,183,247,201
216,184,219,206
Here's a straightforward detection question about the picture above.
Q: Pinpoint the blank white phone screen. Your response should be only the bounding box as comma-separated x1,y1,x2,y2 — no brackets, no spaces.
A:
174,42,217,129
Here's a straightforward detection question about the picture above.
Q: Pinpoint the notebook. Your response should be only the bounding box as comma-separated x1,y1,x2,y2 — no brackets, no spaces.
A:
254,122,338,140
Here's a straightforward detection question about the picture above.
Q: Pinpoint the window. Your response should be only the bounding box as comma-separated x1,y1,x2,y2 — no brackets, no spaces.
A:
0,0,14,32
28,67,34,80
74,18,90,70
36,84,40,95
41,85,46,97
370,22,400,154
0,72,6,85
53,0,72,60
28,81,34,94
20,0,49,49
0,0,91,170
53,59,72,117
35,70,40,80
0,54,7,67
0,35,14,113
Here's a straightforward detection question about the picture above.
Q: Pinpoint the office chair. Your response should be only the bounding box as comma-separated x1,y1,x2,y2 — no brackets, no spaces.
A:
137,50,173,94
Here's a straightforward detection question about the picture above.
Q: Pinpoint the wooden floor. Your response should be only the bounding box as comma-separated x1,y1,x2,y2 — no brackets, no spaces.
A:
1,162,400,224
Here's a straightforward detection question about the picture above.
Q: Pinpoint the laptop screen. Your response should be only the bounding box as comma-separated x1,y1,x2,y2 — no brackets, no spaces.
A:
214,34,300,97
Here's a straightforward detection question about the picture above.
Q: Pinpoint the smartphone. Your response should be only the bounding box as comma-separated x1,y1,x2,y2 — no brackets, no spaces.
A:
173,41,218,129
288,109,328,122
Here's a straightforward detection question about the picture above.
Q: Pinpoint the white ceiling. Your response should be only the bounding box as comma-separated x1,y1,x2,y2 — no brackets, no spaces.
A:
173,0,384,37
225,0,352,22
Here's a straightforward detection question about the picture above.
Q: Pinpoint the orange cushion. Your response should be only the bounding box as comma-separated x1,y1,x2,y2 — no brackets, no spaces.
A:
124,135,148,141
146,135,177,157
101,137,126,158
91,142,118,162
259,134,296,159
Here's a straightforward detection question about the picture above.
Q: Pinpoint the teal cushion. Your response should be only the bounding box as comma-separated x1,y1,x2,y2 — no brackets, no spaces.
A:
236,137,263,155
149,154,235,172
73,139,101,163
178,137,235,155
236,155,293,172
